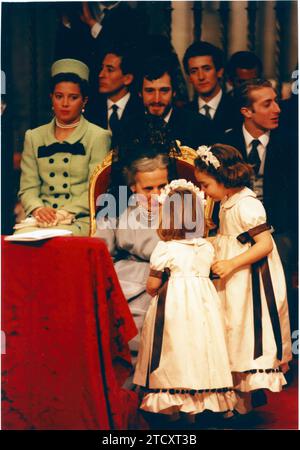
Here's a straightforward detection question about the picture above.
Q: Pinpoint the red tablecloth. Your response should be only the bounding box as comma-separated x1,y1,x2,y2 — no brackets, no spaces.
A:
1,236,138,430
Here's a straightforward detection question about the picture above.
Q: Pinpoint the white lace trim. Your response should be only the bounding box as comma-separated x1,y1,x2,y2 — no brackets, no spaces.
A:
139,390,237,415
232,371,287,392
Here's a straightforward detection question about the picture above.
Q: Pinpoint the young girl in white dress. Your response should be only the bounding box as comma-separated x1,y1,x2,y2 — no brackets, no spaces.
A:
133,179,237,416
194,144,292,415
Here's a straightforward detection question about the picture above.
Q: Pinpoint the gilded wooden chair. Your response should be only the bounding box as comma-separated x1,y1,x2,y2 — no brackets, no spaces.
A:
89,147,216,236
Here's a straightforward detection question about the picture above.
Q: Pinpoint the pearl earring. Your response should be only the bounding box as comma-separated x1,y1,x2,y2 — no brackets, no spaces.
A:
82,107,85,113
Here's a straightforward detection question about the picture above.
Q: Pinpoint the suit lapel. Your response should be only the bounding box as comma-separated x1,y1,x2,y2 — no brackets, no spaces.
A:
188,98,198,113
213,95,224,124
120,94,141,123
99,102,108,128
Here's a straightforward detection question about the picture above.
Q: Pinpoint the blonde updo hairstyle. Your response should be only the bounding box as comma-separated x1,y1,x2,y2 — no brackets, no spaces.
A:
194,143,254,188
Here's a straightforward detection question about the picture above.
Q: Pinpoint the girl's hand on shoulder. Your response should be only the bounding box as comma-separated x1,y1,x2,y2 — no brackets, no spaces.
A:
211,259,236,279
146,276,162,297
32,207,57,225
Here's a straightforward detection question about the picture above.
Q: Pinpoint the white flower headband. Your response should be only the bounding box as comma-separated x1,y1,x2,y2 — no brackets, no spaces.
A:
196,145,220,169
158,179,205,205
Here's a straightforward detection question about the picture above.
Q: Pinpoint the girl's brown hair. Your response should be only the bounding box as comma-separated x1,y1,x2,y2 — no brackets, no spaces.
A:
157,188,204,241
194,143,254,188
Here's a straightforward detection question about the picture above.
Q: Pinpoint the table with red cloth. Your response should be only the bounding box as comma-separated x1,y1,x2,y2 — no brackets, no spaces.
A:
1,236,139,430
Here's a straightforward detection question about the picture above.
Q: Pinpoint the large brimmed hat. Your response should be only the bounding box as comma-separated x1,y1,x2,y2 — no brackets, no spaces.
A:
51,58,89,81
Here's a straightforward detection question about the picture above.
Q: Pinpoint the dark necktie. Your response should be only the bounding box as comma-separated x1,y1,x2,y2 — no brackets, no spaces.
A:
248,139,261,175
109,104,119,135
202,104,211,120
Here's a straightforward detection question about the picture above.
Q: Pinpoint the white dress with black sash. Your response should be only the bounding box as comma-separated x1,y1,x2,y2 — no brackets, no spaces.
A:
213,187,292,392
133,238,237,415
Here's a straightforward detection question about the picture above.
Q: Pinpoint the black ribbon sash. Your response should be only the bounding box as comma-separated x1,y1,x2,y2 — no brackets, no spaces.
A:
237,223,283,360
148,268,170,374
38,142,86,158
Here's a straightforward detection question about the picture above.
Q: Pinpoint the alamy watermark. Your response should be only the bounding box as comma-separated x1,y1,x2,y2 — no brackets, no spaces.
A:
1,70,6,95
291,329,298,355
96,188,205,238
291,69,298,95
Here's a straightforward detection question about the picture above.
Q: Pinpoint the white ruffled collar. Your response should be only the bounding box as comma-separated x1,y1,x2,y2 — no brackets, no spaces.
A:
221,187,256,210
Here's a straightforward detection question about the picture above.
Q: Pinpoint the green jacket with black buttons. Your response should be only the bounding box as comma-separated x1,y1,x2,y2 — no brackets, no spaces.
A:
19,116,111,220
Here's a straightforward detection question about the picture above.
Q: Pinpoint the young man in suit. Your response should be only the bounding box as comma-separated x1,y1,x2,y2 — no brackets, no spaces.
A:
55,2,147,67
183,41,238,134
222,79,297,307
120,56,217,150
85,44,143,146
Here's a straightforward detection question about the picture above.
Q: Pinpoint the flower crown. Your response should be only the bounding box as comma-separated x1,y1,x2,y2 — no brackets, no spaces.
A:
158,179,205,205
196,145,220,169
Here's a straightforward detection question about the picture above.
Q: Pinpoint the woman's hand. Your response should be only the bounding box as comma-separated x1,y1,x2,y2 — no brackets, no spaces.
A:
56,209,75,224
32,207,57,225
211,259,236,279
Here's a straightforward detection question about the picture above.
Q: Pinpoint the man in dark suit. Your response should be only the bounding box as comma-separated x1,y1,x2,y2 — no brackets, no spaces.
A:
183,41,238,134
85,43,143,146
222,79,297,304
55,2,147,67
120,56,217,150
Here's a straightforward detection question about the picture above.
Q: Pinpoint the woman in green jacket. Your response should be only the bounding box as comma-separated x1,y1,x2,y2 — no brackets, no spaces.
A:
17,58,111,236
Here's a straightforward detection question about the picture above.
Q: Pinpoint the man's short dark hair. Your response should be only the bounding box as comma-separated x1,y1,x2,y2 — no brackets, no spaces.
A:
140,56,175,90
183,41,224,74
227,51,263,81
102,43,136,76
236,78,273,109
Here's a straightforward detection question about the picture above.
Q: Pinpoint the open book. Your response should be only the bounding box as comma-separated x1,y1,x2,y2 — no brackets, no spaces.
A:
5,229,73,242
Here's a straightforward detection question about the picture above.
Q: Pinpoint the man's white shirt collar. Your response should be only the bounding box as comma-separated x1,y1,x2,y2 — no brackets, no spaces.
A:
144,108,173,123
198,89,223,118
242,124,270,175
242,124,270,153
107,92,131,119
164,108,173,123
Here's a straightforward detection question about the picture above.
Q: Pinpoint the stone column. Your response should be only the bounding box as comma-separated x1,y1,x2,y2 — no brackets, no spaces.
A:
228,1,248,55
171,1,195,98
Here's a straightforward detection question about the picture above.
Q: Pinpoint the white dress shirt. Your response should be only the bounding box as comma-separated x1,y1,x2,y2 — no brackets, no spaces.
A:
107,92,131,130
164,108,173,124
198,89,223,119
242,125,270,203
242,124,270,176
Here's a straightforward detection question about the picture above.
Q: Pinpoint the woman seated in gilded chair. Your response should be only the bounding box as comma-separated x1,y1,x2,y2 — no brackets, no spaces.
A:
94,144,170,376
16,58,111,236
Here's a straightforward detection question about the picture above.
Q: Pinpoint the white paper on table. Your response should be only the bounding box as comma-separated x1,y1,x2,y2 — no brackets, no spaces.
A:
5,229,73,241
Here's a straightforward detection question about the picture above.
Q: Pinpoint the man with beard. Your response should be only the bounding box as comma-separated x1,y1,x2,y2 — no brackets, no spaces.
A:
119,56,217,151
